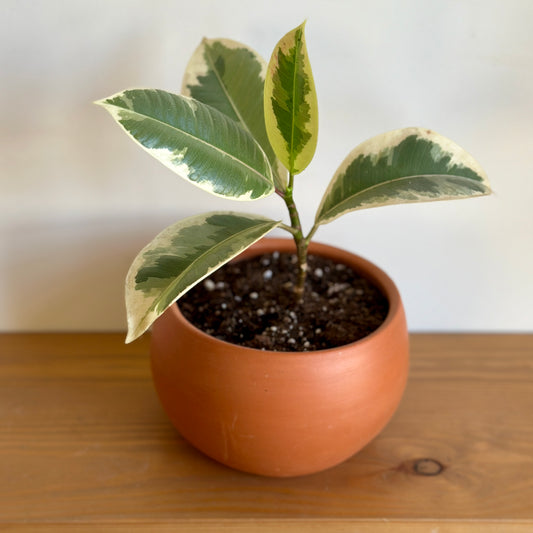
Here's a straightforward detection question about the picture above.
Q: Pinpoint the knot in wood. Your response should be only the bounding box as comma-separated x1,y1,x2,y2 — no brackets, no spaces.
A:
413,458,444,476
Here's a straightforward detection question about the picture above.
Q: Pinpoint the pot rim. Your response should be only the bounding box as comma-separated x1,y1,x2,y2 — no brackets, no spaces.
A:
166,238,403,357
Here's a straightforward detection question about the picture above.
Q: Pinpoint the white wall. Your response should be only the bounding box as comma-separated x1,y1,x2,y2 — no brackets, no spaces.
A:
1,0,532,333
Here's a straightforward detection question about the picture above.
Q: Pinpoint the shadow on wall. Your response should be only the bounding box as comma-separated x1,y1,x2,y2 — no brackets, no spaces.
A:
1,215,176,333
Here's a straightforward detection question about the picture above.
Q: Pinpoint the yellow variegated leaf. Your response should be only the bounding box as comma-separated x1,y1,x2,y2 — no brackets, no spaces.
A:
96,89,274,200
125,212,281,343
182,38,287,192
264,22,318,175
316,128,491,225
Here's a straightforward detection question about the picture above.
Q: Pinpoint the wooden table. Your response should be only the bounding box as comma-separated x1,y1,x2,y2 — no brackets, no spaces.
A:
1,333,532,532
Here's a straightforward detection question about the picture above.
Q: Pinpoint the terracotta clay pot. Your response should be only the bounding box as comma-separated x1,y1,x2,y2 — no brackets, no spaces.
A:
150,238,409,477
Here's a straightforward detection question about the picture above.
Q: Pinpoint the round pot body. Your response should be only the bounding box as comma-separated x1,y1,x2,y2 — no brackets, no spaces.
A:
150,239,409,477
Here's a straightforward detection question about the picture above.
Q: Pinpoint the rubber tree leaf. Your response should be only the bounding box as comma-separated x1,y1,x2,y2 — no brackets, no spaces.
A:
96,89,274,200
316,128,491,225
125,212,281,343
182,38,287,192
264,21,318,175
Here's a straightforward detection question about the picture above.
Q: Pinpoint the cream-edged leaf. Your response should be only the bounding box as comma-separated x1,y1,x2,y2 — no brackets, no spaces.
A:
316,128,491,225
125,212,281,343
96,89,274,200
182,38,287,192
264,22,318,175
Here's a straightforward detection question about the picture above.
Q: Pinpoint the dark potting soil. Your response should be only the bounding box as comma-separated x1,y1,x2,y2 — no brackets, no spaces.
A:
178,252,389,352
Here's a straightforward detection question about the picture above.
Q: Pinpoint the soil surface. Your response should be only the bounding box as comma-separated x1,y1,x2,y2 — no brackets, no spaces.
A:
178,252,389,352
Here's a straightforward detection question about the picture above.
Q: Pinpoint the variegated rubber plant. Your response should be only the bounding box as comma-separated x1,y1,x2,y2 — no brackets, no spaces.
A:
96,22,491,343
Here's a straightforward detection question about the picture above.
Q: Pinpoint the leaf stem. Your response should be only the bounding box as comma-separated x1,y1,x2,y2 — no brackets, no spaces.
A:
304,222,319,246
280,223,299,236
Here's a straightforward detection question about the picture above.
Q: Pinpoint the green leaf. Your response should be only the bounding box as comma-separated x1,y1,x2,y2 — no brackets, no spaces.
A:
316,128,491,225
96,89,274,200
264,21,318,175
125,212,281,343
182,38,287,192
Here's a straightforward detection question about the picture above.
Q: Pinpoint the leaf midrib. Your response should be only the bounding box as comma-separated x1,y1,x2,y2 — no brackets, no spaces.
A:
318,172,486,222
289,36,301,172
204,46,251,136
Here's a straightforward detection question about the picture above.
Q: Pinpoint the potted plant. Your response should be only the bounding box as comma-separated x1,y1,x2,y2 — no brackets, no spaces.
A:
96,22,491,477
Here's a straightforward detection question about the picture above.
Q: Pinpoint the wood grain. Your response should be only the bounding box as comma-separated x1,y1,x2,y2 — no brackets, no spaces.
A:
1,333,532,531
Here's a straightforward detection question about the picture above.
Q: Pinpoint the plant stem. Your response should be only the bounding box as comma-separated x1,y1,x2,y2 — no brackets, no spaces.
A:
283,174,308,299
